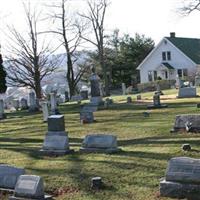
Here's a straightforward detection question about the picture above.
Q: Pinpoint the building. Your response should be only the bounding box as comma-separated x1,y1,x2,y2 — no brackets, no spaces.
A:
137,33,200,83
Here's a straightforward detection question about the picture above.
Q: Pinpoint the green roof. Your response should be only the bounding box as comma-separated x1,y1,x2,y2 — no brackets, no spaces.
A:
166,37,200,64
162,62,174,70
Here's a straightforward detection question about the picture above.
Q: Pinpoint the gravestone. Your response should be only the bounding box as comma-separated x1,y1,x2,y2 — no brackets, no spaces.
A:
20,98,28,110
28,92,39,112
91,177,103,189
0,165,25,190
136,95,141,100
160,157,200,199
171,114,200,133
81,104,98,112
64,91,69,102
90,68,103,106
50,93,59,115
71,95,82,102
195,75,200,86
80,90,88,100
13,99,20,111
0,99,6,119
122,83,126,95
41,102,49,122
80,134,121,153
9,175,52,200
147,94,168,109
40,115,73,155
80,111,94,123
127,96,132,103
178,87,197,98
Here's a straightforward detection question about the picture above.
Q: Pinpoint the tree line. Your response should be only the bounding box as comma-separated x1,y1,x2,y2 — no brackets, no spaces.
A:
0,0,197,98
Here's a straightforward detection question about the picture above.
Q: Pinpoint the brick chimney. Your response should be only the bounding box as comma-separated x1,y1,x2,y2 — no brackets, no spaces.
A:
170,32,176,38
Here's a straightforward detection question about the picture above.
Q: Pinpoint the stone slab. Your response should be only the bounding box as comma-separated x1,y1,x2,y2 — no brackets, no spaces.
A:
166,157,200,184
82,134,118,149
42,131,69,151
48,115,65,132
0,165,25,189
178,87,197,98
173,114,200,132
40,149,74,156
160,179,200,200
90,97,103,106
147,104,168,109
14,175,44,199
80,147,121,153
9,194,52,200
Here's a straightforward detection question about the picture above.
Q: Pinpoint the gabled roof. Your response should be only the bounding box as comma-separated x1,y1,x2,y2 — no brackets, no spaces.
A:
162,62,174,70
166,37,200,64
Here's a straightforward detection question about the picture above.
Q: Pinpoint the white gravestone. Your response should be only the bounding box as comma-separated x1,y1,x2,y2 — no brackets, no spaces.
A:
0,165,25,190
122,83,126,95
80,134,121,153
41,102,49,122
9,175,52,200
178,87,197,98
50,93,59,115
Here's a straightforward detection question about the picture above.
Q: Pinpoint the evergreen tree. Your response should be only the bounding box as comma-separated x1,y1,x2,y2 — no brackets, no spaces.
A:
0,53,7,94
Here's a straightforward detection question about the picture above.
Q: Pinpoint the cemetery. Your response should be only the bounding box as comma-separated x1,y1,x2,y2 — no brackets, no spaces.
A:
2,87,200,200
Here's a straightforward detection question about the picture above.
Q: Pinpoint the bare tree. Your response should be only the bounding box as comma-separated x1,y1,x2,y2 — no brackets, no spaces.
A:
45,0,89,98
179,0,200,14
5,3,59,99
79,0,110,96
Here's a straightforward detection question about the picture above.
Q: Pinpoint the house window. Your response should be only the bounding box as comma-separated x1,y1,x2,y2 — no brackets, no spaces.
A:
177,69,188,78
162,52,166,61
148,71,153,82
162,51,171,61
167,51,171,60
154,71,157,80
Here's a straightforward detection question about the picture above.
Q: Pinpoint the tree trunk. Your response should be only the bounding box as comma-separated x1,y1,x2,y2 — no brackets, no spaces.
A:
34,69,42,99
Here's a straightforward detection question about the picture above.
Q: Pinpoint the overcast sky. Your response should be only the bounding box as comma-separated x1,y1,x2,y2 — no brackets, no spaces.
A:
1,0,200,53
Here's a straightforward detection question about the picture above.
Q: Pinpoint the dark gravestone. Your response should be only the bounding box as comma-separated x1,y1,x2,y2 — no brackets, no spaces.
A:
182,144,191,151
126,96,132,103
40,115,73,156
90,70,103,105
48,115,65,132
80,111,94,123
91,177,103,189
0,99,6,119
9,175,52,200
147,94,167,109
160,157,200,199
80,90,88,100
64,91,69,102
172,114,200,133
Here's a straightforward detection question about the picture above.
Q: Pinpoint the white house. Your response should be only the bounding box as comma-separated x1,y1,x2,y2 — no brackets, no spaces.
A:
137,32,200,83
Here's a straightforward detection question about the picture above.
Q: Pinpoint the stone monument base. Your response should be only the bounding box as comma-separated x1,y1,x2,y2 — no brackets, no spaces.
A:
9,195,52,200
80,147,121,154
90,97,103,106
160,179,200,200
147,104,168,109
40,149,74,156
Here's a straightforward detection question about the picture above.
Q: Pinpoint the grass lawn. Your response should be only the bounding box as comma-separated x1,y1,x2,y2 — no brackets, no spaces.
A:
1,88,200,200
